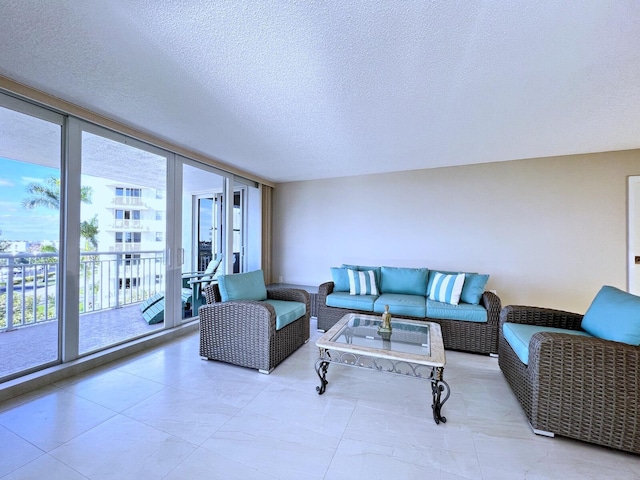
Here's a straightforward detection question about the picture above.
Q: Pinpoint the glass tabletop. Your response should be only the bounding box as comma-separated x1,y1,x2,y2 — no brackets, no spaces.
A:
328,314,431,357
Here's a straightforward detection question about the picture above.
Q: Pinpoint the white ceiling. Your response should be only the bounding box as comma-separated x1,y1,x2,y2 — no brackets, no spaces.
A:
1,1,640,183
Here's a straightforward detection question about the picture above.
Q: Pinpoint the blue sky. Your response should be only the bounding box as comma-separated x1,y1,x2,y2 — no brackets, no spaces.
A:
0,157,60,242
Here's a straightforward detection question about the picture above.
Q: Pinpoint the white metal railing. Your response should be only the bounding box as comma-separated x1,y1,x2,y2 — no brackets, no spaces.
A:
0,250,165,332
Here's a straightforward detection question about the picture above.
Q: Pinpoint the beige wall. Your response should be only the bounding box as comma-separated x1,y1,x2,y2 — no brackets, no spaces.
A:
273,149,640,313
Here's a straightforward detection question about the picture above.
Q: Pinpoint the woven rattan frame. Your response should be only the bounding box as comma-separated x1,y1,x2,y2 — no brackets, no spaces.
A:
499,305,640,454
317,282,502,355
199,283,310,372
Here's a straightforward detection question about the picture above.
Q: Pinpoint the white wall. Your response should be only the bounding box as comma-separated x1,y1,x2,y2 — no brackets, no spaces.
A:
273,150,640,313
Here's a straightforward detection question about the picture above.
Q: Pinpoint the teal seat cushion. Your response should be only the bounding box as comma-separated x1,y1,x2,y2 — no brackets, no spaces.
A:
218,269,267,302
263,299,306,330
460,274,490,305
330,267,350,292
427,299,488,323
379,266,429,296
503,323,593,365
373,293,426,318
581,285,640,346
326,292,376,311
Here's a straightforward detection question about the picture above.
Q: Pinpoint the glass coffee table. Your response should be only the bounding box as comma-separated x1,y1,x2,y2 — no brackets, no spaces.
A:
315,313,450,424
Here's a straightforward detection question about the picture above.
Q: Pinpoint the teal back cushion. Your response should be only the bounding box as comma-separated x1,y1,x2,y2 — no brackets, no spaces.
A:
330,267,350,292
581,285,640,345
380,267,429,296
460,274,490,305
218,269,267,302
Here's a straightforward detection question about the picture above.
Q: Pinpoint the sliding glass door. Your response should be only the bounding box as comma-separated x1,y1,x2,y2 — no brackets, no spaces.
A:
0,96,63,381
76,124,171,354
181,160,226,321
0,93,265,384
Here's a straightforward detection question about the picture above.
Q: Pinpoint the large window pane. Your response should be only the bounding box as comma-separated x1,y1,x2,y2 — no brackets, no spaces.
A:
79,130,167,354
0,104,62,381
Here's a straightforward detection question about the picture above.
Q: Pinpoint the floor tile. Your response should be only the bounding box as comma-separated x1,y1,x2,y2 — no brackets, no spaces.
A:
56,368,166,412
49,415,196,479
201,410,337,479
1,453,90,480
123,386,239,445
0,389,115,451
163,447,278,480
0,425,44,477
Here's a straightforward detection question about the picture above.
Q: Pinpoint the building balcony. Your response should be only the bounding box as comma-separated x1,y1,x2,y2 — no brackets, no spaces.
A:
111,197,147,207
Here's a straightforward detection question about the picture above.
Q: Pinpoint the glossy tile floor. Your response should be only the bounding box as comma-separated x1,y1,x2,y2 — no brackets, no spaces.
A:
1,319,639,479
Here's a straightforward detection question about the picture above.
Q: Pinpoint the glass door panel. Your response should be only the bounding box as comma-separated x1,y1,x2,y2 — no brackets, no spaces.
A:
181,162,225,321
79,129,168,354
236,181,261,273
233,190,243,273
0,100,63,381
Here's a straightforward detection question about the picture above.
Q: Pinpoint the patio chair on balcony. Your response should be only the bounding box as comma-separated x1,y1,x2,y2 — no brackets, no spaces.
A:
182,256,223,313
140,257,222,324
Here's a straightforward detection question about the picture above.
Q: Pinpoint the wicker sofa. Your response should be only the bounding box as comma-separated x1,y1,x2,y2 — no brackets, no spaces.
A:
199,272,310,373
499,290,640,454
318,266,502,355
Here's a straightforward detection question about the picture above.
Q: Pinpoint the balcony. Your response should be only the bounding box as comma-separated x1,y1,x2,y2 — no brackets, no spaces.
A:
0,250,173,381
111,219,145,230
112,196,146,207
109,243,143,252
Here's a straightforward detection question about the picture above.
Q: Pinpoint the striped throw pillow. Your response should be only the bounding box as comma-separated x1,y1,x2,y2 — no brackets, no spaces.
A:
428,272,466,305
347,269,379,296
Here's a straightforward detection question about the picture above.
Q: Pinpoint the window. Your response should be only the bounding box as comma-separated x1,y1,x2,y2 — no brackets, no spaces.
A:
116,232,141,243
124,254,140,266
155,232,164,242
119,277,140,289
115,187,142,197
115,210,140,221
155,211,164,221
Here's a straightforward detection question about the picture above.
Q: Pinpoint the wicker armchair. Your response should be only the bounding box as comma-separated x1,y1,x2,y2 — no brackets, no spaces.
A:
199,283,310,373
499,305,640,454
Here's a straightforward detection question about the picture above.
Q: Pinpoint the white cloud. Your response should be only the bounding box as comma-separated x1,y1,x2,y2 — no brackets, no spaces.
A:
0,178,15,187
21,176,44,184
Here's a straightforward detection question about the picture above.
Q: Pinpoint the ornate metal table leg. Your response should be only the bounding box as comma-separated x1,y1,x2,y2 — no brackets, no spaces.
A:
315,350,330,394
430,366,450,424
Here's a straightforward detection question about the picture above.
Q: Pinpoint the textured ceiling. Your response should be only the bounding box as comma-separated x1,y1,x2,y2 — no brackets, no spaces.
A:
1,1,640,183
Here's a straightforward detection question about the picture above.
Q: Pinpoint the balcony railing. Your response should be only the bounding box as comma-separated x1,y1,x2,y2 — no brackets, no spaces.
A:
0,250,165,332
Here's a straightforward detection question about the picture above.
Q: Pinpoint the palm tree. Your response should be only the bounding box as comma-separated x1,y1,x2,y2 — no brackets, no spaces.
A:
23,176,98,249
22,176,93,209
80,215,99,251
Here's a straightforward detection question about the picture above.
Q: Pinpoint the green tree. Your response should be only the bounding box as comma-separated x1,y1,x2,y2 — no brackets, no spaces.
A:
22,176,93,209
80,215,99,251
39,244,59,263
22,176,98,250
